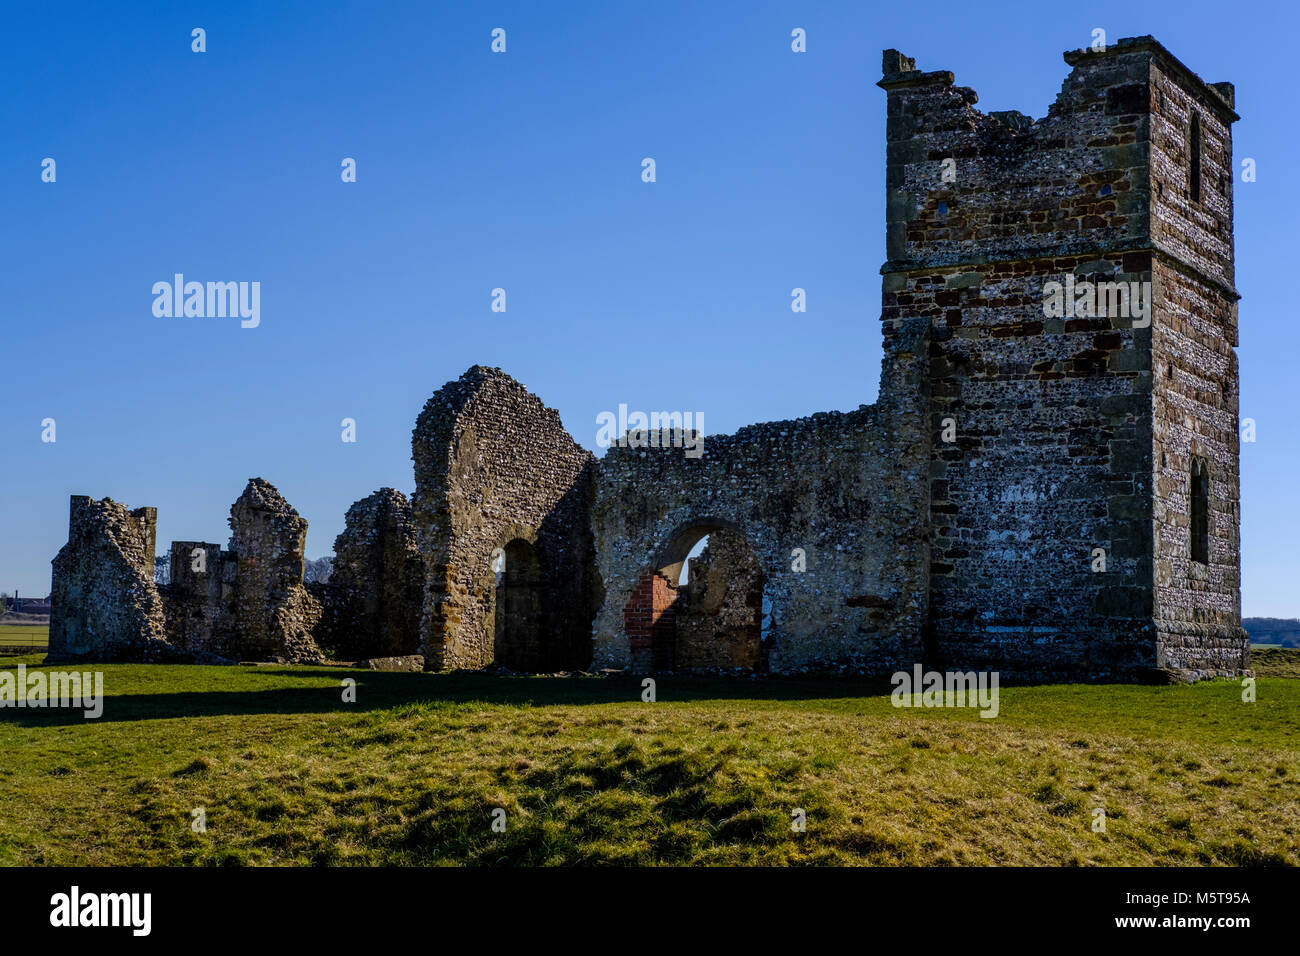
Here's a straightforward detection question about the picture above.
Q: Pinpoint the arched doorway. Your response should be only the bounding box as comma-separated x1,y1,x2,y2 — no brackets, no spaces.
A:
623,521,766,673
494,539,543,670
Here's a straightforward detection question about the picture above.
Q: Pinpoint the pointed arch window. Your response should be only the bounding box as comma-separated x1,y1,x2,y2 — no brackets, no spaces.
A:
1190,458,1210,565
1189,112,1202,204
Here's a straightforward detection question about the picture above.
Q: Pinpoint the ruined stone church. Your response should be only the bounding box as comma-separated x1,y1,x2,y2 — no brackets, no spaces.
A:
48,37,1247,681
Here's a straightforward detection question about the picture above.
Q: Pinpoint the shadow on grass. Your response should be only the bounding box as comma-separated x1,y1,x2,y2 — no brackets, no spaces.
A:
0,668,901,726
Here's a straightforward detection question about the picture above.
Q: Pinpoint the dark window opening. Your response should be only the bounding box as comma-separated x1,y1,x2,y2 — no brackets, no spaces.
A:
1190,458,1210,565
494,539,544,669
1189,112,1202,204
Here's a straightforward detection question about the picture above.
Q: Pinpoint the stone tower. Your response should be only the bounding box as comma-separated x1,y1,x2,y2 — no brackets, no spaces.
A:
879,37,1247,679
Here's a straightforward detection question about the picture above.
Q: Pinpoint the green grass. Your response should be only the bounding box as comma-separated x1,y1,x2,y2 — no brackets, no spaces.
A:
0,651,1297,866
1252,647,1300,679
0,625,48,649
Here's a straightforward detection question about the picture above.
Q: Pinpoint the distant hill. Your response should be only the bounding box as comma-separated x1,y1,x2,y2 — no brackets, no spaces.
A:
1243,618,1300,648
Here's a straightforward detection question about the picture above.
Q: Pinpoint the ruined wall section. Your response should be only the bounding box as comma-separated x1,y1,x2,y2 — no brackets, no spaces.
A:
881,42,1151,272
412,367,598,671
48,496,170,661
592,317,931,675
908,252,1156,676
160,541,237,658
322,488,423,659
1152,259,1246,675
227,478,323,663
885,38,1243,679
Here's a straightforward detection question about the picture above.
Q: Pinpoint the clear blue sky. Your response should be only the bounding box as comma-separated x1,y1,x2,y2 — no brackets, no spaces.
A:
2,1,1296,616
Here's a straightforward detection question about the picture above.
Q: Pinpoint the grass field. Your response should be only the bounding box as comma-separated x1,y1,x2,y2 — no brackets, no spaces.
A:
0,650,1297,866
0,625,48,649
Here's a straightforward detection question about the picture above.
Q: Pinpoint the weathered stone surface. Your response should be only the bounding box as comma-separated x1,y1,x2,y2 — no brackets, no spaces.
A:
45,37,1246,683
227,479,323,664
48,496,172,661
411,366,598,672
160,541,237,659
672,529,766,673
593,315,932,676
881,37,1245,679
316,488,423,659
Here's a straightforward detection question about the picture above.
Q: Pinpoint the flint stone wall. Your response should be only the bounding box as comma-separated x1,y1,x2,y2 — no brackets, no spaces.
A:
882,37,1245,678
48,496,172,661
592,316,932,675
319,487,423,659
227,478,323,663
45,37,1246,683
160,541,237,658
672,529,766,672
412,366,599,672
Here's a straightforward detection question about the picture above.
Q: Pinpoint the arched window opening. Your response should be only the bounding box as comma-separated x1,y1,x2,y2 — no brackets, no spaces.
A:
1190,458,1210,565
1189,112,1202,204
624,522,766,673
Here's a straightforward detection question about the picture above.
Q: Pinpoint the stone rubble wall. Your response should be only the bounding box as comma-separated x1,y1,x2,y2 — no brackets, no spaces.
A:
227,478,324,663
160,541,237,658
881,38,1245,680
592,315,932,676
319,487,423,660
672,529,765,672
411,366,599,672
48,496,171,661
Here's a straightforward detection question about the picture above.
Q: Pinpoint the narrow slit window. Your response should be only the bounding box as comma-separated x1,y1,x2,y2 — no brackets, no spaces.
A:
1189,112,1202,204
1190,458,1210,564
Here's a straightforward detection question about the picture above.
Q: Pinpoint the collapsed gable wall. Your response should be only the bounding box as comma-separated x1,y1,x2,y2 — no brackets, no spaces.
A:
412,366,598,671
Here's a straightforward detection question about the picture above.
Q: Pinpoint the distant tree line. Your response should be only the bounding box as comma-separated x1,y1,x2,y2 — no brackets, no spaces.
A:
1243,618,1300,648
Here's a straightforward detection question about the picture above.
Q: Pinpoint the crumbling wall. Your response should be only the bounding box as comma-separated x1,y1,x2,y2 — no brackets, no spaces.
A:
592,316,931,675
42,37,1245,684
321,487,423,659
48,496,171,661
623,568,679,671
160,541,236,658
412,367,598,671
227,478,323,663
